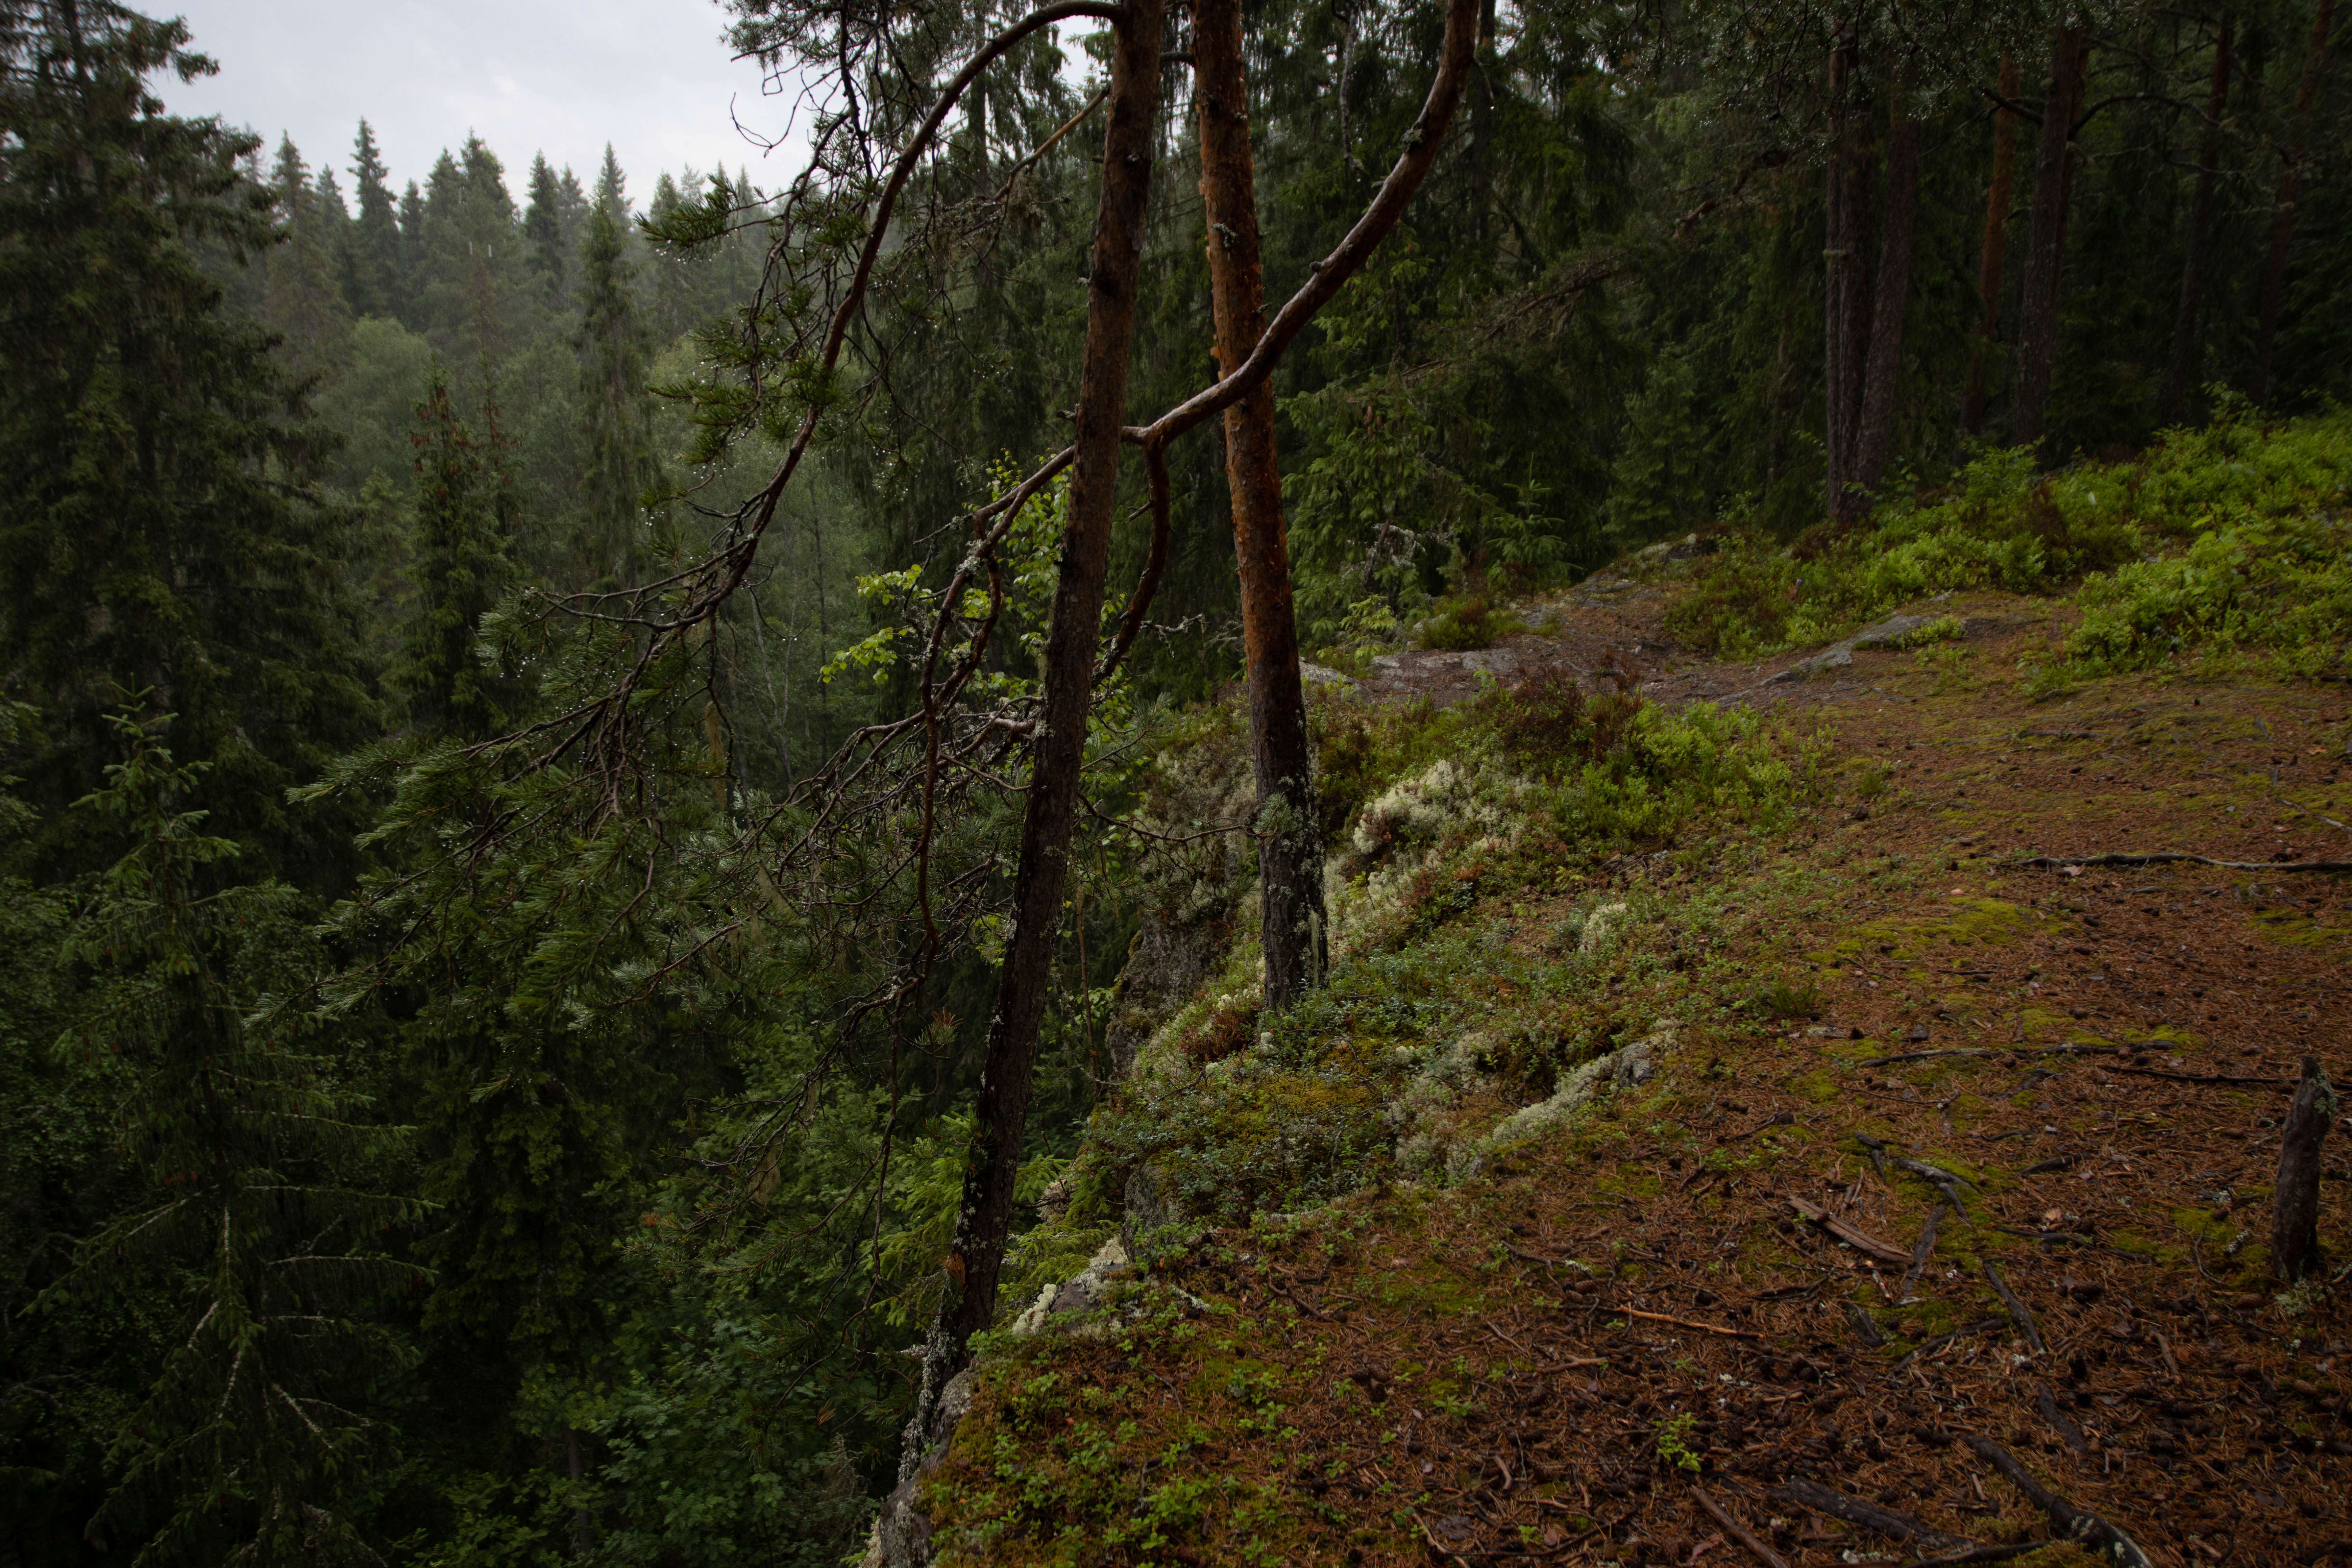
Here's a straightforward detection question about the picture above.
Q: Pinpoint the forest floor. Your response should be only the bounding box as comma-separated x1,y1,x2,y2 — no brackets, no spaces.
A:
924,571,2352,1568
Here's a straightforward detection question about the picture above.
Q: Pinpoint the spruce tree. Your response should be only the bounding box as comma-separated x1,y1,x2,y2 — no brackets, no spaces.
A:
262,135,352,378
347,118,403,320
398,362,525,739
572,203,662,592
523,150,568,310
0,0,378,886
49,713,417,1568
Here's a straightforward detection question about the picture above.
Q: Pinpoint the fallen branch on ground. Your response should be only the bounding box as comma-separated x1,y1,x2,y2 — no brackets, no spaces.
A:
1786,1196,1913,1265
1962,1436,2156,1568
1692,1482,1791,1568
1982,1259,2044,1353
1767,1479,1973,1555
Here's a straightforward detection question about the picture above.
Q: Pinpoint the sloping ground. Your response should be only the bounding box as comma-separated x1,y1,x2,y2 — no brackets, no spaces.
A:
914,583,2352,1568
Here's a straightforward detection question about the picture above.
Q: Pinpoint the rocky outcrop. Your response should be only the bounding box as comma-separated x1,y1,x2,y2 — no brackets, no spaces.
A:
867,1367,973,1568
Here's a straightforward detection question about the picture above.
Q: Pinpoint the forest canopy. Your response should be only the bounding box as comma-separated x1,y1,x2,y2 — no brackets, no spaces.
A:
0,0,2343,1561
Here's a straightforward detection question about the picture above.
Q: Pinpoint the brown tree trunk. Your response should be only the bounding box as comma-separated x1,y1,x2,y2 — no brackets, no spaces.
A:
2253,0,2337,404
913,0,1167,1440
1823,32,1875,522
2011,24,2087,451
1195,0,1330,1012
2161,15,2234,426
2271,1056,2336,1281
1854,104,1920,501
1960,53,2020,436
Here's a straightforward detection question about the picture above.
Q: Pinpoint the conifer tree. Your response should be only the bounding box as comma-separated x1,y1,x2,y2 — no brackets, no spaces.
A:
347,118,403,320
49,712,418,1568
399,362,525,739
0,0,378,886
573,204,662,592
262,135,352,378
523,150,568,309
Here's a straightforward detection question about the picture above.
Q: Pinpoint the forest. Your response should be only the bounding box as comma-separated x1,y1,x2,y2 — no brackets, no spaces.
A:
0,0,2345,1562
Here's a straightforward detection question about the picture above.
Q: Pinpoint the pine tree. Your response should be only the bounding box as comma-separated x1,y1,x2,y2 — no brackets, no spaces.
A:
398,362,525,739
572,204,663,592
347,118,403,320
593,142,628,221
0,0,379,887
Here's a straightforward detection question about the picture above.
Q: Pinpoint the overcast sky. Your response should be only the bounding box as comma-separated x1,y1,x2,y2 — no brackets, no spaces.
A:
158,0,806,207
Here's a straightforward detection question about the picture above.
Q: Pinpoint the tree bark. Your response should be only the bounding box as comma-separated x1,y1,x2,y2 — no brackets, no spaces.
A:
1854,103,1919,501
2011,24,2087,452
911,0,1167,1454
1195,0,1329,1012
1823,31,1875,523
1960,53,2020,436
2272,1056,2336,1281
2161,14,2233,426
2253,0,2337,404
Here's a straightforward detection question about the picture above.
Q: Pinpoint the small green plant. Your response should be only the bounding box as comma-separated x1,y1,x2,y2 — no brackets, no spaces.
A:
1415,592,1528,651
1894,613,1964,648
1751,976,1826,1020
1917,640,1972,692
1653,1411,1702,1473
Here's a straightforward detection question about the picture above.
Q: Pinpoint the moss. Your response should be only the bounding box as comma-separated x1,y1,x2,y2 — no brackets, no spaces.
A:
1791,1071,1842,1104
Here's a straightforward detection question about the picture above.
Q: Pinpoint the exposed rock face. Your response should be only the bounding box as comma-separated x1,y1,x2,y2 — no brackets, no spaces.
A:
1121,1162,1186,1256
1104,911,1222,1078
1469,1022,1676,1167
868,1368,973,1568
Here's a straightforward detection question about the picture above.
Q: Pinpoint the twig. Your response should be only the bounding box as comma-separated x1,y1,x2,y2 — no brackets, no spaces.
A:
1961,1437,2155,1568
1896,1204,1945,1300
1843,1299,1887,1348
1692,1482,1791,1568
1981,1259,2044,1353
1902,1546,2052,1566
2034,1382,2088,1455
1787,1196,1913,1265
1768,1479,1973,1554
1614,1306,1761,1339
2110,1064,2297,1089
1860,1049,1992,1067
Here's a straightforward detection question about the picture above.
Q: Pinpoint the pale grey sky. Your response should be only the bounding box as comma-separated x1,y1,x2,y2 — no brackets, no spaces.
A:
158,0,805,206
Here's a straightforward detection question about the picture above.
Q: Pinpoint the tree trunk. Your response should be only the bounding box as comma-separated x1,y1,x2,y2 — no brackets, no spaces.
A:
1854,104,1920,501
1469,0,1498,245
1960,53,2020,436
1195,0,1330,1013
1823,32,1875,523
2161,15,2233,426
2011,25,2087,451
2253,0,2337,404
2271,1056,2336,1281
910,0,1167,1455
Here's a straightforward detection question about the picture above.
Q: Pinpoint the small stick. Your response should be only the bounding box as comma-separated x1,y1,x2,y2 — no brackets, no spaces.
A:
1844,1299,1887,1348
1860,1049,1992,1067
1615,1306,1762,1339
1896,1204,1945,1300
1902,1547,2051,1566
2034,1382,2088,1455
1982,1259,2044,1354
1962,1436,2154,1568
1768,1479,1973,1554
2111,1064,2297,1089
1693,1481,1792,1568
1787,1195,1914,1265
2271,1056,2336,1281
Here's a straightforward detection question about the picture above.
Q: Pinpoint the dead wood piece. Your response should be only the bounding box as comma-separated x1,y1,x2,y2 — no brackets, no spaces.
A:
1844,1299,1888,1348
1896,1204,1946,1300
1961,1436,2155,1568
2272,1055,2337,1281
2110,1064,2297,1088
2002,851,2352,874
1725,1110,1796,1141
1617,1306,1761,1339
2018,1153,2086,1174
1767,1479,1972,1555
1893,1319,2003,1370
1894,1157,1976,1216
1861,1049,1992,1068
1692,1482,1792,1568
1787,1195,1914,1265
1902,1546,2052,1566
2033,1382,2088,1455
1982,1259,2045,1353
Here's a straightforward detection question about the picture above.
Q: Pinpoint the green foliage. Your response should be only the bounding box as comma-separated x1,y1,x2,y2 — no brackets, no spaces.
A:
1413,592,1529,651
47,711,418,1567
398,363,527,739
1667,410,2352,661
